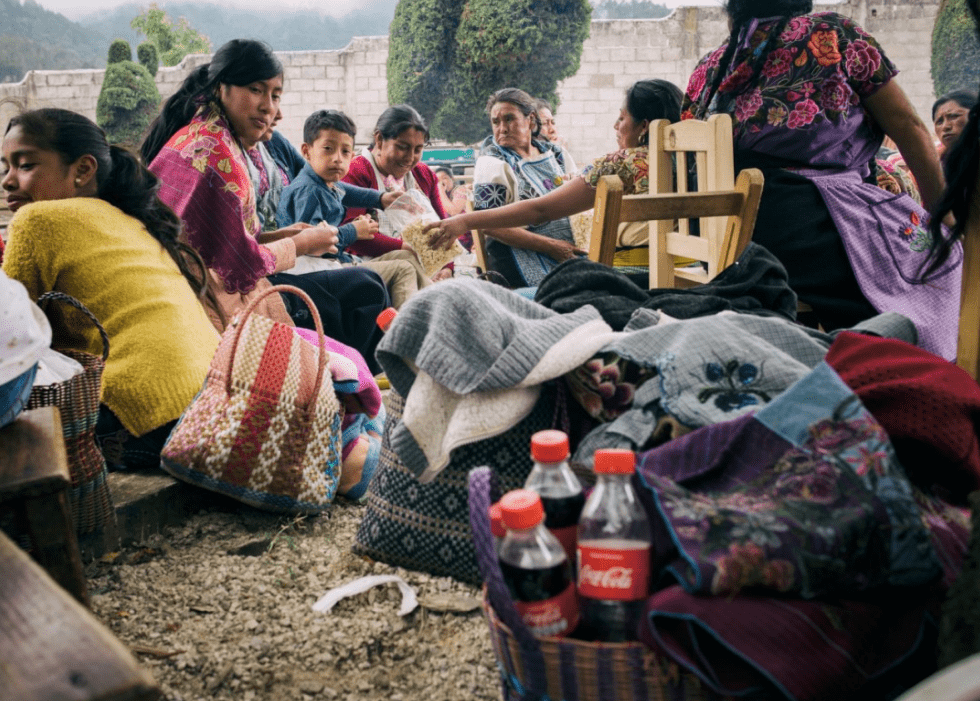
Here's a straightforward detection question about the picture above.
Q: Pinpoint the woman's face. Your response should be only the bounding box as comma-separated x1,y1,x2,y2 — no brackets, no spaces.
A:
934,100,970,148
219,75,283,150
437,170,455,195
490,101,535,156
1,126,85,213
614,105,647,150
538,107,558,141
373,127,426,180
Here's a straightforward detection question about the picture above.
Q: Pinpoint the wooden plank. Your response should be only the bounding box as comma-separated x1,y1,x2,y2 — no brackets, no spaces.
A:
620,191,744,221
0,407,70,499
0,530,161,701
588,175,623,267
956,176,980,380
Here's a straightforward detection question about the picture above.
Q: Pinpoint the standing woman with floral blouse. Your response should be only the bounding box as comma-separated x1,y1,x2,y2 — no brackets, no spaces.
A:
683,0,959,359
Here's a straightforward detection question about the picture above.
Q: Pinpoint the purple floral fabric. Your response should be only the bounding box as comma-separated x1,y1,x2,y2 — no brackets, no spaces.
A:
564,351,656,422
683,11,897,172
635,362,940,599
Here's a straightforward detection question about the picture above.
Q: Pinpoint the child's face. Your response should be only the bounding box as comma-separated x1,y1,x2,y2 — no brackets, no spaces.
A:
302,128,355,183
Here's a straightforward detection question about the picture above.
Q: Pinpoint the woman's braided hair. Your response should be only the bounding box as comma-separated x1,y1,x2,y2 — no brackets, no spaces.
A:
927,0,980,277
695,0,813,119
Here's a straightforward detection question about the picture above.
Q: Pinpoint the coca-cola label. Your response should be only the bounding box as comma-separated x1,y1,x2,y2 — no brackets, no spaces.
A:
514,582,579,639
550,525,578,566
577,543,650,601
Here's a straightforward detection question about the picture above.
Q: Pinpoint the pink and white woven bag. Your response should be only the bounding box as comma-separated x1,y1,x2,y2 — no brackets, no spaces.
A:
161,285,343,513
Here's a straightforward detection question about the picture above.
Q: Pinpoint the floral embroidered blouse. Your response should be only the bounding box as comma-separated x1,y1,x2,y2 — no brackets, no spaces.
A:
584,146,650,195
683,11,897,173
149,105,296,295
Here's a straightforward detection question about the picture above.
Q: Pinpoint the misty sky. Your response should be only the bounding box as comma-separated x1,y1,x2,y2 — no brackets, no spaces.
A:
42,0,724,21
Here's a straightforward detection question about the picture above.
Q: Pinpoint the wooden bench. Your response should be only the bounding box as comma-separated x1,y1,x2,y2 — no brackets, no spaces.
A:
0,406,88,605
0,528,160,701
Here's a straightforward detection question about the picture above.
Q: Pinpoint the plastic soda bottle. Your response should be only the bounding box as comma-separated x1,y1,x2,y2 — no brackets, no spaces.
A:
576,449,651,642
376,307,398,332
524,430,585,565
498,489,579,639
489,501,505,553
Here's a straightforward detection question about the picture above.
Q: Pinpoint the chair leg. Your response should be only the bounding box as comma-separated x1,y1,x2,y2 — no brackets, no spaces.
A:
21,491,89,606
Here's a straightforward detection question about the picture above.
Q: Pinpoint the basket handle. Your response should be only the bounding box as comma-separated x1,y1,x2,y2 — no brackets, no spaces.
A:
468,467,550,700
227,284,329,413
36,291,110,361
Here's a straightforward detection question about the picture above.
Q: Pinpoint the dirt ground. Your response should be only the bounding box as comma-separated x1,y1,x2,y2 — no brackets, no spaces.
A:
87,500,502,701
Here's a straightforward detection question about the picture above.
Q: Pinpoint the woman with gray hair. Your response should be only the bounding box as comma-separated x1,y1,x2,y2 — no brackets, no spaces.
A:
473,88,584,288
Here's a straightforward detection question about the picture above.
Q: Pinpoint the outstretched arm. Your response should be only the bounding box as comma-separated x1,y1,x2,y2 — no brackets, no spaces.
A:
428,176,595,249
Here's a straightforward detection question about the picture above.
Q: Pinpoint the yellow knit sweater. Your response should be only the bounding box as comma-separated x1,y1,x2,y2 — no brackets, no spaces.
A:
2,198,219,436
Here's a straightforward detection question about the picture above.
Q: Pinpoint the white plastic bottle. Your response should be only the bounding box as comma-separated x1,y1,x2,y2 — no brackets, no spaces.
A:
524,430,585,565
498,489,579,639
576,449,651,642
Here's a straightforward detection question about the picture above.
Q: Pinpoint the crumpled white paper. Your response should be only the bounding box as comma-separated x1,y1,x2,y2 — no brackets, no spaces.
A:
312,575,418,616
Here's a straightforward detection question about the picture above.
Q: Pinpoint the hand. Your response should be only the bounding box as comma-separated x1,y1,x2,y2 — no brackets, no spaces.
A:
353,215,378,241
296,223,339,257
431,267,453,282
380,191,402,209
547,238,588,263
424,217,469,250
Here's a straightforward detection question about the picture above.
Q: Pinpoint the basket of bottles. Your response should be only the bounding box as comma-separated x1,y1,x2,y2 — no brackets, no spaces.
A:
468,432,727,701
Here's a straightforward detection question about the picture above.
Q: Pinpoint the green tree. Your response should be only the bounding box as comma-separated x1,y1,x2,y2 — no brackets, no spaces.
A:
387,0,591,144
130,3,211,67
932,0,980,97
96,45,161,150
107,38,132,64
137,41,159,76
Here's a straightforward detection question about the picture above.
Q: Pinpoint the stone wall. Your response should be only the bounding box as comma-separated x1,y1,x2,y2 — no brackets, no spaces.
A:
0,0,941,165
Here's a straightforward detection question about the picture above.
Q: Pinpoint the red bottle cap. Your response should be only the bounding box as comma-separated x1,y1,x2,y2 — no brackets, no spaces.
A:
594,449,635,474
530,430,569,463
488,502,506,538
499,489,545,531
376,307,398,332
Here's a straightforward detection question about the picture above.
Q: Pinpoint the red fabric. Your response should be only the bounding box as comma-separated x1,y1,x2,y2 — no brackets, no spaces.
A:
825,331,980,501
341,155,447,258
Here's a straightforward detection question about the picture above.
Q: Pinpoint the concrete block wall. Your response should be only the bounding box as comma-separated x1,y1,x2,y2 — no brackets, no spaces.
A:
0,0,942,165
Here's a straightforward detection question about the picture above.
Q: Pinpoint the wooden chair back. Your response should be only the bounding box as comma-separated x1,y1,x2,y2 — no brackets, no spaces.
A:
464,199,490,274
588,167,764,288
956,177,980,380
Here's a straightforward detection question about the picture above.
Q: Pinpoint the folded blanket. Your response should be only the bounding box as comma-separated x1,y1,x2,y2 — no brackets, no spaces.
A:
376,278,619,481
535,242,799,329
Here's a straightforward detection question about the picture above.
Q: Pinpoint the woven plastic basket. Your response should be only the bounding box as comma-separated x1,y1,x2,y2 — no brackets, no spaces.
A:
468,466,729,701
26,292,115,537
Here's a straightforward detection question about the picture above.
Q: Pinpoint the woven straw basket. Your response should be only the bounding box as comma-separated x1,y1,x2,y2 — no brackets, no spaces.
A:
468,467,729,701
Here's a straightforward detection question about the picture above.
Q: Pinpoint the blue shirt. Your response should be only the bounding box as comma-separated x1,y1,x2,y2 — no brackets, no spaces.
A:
277,162,383,263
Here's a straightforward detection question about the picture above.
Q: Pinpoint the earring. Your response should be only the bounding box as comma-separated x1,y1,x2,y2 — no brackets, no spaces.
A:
75,178,82,186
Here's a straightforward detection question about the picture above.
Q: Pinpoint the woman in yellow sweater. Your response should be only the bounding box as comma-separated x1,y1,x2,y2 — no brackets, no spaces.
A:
1,108,219,469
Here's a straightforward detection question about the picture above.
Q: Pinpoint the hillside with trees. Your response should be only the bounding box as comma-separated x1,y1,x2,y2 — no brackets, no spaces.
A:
0,0,105,82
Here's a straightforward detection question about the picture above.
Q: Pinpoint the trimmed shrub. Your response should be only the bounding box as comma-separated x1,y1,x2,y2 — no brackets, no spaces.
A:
387,0,465,129
387,0,591,144
107,38,132,64
932,0,980,97
96,60,160,150
137,41,158,77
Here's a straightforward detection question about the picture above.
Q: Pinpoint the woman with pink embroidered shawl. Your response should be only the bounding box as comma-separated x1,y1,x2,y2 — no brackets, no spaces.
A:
141,40,389,370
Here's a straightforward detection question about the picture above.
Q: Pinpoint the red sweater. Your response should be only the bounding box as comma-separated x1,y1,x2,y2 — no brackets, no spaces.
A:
341,154,448,258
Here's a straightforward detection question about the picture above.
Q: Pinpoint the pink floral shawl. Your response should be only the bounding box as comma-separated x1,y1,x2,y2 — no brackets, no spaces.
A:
149,105,276,294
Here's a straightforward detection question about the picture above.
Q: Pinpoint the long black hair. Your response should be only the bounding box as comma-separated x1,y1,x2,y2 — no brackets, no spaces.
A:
695,0,813,118
373,104,429,143
927,0,980,276
625,79,683,146
10,108,220,317
140,39,282,164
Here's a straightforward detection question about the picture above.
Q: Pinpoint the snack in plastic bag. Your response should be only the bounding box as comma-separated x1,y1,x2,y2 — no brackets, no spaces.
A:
401,221,467,277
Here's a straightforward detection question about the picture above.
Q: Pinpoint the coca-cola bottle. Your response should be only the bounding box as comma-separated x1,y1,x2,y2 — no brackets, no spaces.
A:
524,430,585,565
576,449,651,642
376,307,398,332
489,501,505,553
498,489,579,639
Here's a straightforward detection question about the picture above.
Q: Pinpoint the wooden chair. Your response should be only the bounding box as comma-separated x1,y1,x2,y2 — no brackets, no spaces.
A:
0,528,161,700
0,406,88,605
956,176,980,380
588,167,764,288
464,199,490,274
